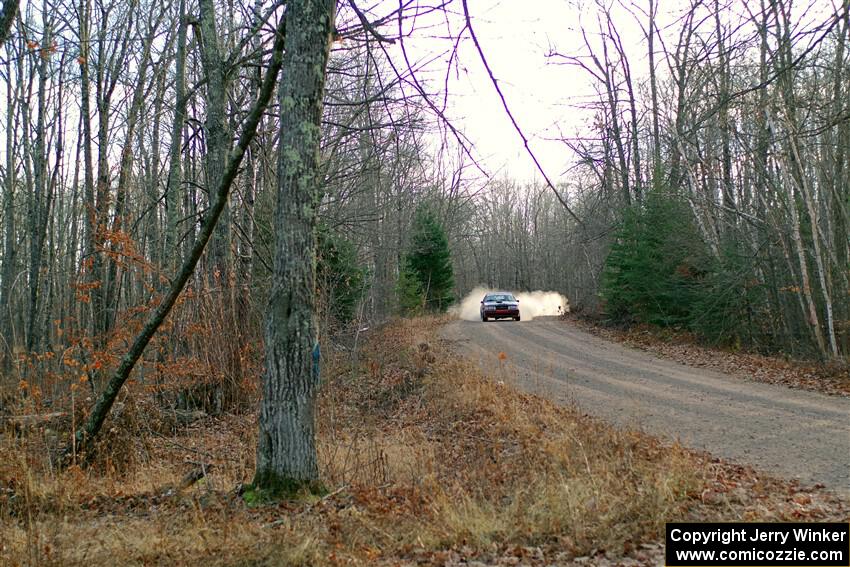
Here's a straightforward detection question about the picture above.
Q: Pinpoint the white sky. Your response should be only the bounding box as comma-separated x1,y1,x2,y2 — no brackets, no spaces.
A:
386,0,649,183
380,0,835,184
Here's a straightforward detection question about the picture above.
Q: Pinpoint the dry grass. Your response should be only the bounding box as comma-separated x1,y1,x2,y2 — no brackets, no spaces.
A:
1,316,846,566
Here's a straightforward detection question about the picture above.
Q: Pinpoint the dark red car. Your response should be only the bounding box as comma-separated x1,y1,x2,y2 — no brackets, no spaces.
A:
480,292,520,322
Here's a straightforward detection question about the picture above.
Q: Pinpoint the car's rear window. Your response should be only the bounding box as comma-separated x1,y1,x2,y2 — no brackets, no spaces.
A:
485,294,514,302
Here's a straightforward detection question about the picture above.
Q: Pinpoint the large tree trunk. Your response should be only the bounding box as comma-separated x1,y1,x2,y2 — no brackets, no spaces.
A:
254,0,336,491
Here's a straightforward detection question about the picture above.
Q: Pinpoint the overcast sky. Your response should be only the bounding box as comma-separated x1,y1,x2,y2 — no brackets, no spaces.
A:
383,0,834,184
388,0,651,184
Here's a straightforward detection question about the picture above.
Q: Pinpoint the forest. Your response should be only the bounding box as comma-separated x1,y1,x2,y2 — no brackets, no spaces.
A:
0,0,848,564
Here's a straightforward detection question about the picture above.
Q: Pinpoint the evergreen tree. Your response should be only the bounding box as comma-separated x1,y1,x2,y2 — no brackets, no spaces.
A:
396,260,425,315
688,243,769,350
316,226,367,324
601,190,707,327
401,206,455,312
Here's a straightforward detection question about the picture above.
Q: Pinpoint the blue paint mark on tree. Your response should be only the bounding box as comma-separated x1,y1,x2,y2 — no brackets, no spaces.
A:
312,342,321,381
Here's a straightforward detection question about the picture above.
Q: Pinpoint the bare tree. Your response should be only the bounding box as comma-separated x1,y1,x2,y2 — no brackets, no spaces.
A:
64,13,287,462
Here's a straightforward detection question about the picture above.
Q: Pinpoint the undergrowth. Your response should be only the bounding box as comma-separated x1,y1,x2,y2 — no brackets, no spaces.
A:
0,317,846,566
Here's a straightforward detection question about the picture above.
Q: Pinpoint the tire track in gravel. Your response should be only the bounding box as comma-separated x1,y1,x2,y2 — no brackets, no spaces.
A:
442,319,850,494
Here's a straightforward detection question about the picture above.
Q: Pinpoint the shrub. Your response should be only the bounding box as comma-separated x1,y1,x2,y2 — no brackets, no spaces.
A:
396,260,425,316
601,190,709,327
688,243,772,350
317,226,367,325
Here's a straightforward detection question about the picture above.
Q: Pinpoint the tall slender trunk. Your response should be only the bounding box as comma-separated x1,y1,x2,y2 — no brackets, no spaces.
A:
1,59,18,371
608,20,641,201
647,0,661,185
146,70,165,270
785,172,828,357
666,5,696,192
787,130,839,357
199,0,232,280
714,0,735,232
600,53,630,205
91,93,111,342
66,120,83,338
42,49,67,357
25,16,51,353
164,0,188,275
79,0,97,341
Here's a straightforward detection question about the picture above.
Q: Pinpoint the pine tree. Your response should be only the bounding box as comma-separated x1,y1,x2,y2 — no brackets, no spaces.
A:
402,206,455,312
316,226,367,324
601,190,707,327
396,260,425,315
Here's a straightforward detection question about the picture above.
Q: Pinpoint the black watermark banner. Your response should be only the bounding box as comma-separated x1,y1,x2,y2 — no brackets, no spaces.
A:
666,523,849,566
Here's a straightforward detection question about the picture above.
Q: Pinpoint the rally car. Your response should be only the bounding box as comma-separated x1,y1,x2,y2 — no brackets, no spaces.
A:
480,292,520,322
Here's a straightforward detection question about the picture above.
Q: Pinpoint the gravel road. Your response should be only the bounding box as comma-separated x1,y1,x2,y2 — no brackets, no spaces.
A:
443,318,850,494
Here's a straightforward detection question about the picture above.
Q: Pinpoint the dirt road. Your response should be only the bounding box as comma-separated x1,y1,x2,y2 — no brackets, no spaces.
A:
443,318,850,494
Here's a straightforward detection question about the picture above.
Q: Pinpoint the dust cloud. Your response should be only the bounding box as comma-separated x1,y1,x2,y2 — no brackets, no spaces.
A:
451,286,570,321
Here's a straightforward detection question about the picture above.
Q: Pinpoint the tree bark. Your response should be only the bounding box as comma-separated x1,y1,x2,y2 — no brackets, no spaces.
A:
714,0,735,231
164,0,188,275
199,0,233,279
79,0,96,338
647,0,661,185
1,58,18,371
254,0,336,491
25,14,51,354
0,0,18,47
